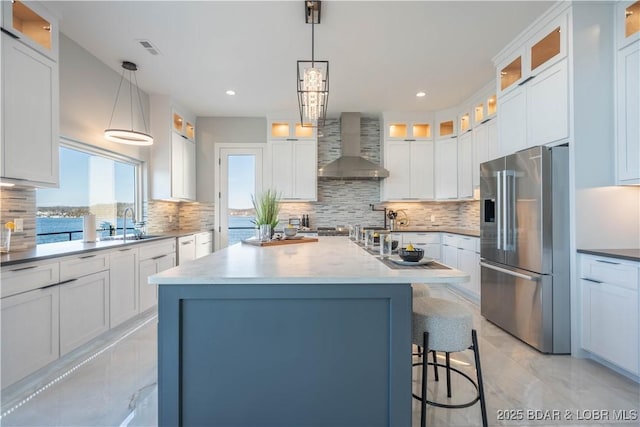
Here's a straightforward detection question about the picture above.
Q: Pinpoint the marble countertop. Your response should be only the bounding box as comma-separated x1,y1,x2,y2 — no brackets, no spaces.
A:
149,236,469,285
300,227,480,237
0,229,212,267
577,248,640,262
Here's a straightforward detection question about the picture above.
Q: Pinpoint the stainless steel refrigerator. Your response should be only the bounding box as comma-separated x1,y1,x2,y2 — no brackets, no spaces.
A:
480,145,570,354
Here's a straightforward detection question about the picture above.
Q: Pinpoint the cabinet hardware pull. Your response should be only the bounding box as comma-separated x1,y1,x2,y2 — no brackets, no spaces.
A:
152,254,167,260
1,27,19,39
581,277,603,284
181,241,193,245
404,139,416,142
79,254,97,259
480,118,492,124
9,265,38,272
56,278,78,286
286,138,298,141
518,75,536,86
119,248,132,252
595,259,620,265
181,134,188,140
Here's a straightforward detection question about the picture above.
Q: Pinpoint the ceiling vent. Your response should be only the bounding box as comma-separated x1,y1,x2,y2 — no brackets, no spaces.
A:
137,39,161,56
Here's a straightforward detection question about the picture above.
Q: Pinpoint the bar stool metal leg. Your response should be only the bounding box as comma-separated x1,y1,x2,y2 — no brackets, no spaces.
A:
472,330,488,427
432,351,439,381
421,331,429,427
445,352,452,398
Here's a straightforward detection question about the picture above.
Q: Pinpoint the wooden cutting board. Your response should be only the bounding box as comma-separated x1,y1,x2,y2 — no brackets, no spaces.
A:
241,237,319,247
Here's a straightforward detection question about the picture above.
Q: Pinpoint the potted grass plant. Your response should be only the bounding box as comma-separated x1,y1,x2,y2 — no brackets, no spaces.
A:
251,189,280,240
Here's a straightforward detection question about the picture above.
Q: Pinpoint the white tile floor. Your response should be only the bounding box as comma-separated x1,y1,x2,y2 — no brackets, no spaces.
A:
1,285,638,426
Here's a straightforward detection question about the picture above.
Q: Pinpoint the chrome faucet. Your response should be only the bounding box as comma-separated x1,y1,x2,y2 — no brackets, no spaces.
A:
122,207,135,243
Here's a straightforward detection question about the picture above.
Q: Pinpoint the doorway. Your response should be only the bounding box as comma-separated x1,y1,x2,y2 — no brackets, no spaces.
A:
216,145,264,249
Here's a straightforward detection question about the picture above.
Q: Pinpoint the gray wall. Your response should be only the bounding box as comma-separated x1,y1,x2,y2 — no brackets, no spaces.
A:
59,34,150,162
196,117,267,202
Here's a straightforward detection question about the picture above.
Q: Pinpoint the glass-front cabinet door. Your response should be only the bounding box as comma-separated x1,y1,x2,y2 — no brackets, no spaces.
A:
2,0,57,60
499,55,523,93
619,1,640,48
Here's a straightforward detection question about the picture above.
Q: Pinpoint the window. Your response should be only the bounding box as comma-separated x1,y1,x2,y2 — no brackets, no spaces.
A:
36,140,142,244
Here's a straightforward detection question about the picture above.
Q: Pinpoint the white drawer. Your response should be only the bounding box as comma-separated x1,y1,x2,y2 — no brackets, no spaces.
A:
178,235,195,245
60,252,110,281
442,234,459,247
195,232,212,245
403,232,440,245
580,254,639,290
1,261,60,298
457,236,477,251
139,238,177,261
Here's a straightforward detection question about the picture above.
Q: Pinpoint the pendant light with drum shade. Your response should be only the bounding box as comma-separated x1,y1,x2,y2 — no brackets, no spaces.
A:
297,1,328,128
104,61,153,146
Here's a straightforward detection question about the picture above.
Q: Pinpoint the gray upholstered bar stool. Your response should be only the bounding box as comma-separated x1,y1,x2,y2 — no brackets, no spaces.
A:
411,284,438,367
412,297,488,427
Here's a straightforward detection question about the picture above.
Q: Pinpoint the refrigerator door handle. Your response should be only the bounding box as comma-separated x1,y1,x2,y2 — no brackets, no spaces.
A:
501,170,509,251
506,170,516,251
480,261,541,281
496,171,502,250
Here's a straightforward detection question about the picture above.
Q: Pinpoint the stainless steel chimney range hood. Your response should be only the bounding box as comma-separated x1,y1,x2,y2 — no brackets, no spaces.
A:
317,112,389,179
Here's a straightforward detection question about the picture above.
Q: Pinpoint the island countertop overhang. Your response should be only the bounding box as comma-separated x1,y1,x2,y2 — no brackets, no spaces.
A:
149,236,469,285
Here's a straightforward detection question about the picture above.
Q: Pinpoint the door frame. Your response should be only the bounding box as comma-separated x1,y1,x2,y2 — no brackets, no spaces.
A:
214,143,268,250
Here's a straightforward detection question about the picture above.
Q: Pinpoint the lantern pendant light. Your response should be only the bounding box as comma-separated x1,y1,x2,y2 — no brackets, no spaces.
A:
297,1,329,128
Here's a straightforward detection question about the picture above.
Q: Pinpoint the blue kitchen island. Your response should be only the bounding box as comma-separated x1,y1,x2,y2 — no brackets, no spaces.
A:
150,237,468,427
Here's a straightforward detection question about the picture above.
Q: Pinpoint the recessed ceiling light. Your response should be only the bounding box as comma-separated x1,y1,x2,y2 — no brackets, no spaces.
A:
226,90,236,96
416,91,426,97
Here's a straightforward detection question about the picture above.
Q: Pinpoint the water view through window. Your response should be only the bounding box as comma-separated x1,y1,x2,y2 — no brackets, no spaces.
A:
227,154,256,245
36,145,138,244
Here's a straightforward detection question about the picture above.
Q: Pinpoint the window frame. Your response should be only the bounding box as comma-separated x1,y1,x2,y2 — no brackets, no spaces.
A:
36,137,144,240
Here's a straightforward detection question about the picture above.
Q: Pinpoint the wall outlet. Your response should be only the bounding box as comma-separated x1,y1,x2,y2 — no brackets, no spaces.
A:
168,215,174,223
14,218,23,232
430,215,436,223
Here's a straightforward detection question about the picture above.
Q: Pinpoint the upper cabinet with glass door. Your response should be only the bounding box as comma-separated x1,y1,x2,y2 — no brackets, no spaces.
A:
268,119,316,141
618,1,640,48
383,113,434,141
1,1,58,61
496,11,567,96
172,108,195,142
435,108,457,139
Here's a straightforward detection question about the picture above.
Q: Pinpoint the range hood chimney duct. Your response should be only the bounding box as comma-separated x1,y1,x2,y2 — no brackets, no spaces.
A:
318,112,389,179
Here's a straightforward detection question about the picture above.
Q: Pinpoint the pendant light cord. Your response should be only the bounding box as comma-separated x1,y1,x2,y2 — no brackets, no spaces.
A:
107,69,126,129
106,65,149,134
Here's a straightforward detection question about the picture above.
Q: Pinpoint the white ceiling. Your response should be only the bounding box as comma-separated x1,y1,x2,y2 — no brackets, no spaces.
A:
48,1,553,118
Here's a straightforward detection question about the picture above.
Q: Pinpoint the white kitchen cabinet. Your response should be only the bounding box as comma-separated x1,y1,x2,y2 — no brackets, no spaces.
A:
497,85,527,156
109,247,139,328
1,0,59,60
138,239,176,312
0,260,59,298
435,138,458,200
1,32,59,187
269,119,316,140
472,118,499,188
441,234,481,300
59,252,109,282
580,254,639,375
383,113,434,141
457,131,473,199
151,95,197,201
195,231,213,258
382,140,434,201
616,41,640,184
178,234,196,265
495,7,569,155
59,270,110,355
401,232,440,260
270,139,317,201
525,59,569,147
435,109,457,139
616,1,640,49
1,286,60,388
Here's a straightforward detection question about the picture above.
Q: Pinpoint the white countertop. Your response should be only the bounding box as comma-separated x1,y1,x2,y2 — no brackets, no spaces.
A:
150,236,469,285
